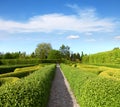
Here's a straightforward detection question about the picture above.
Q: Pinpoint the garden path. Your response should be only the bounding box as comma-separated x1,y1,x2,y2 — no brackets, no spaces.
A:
47,64,79,107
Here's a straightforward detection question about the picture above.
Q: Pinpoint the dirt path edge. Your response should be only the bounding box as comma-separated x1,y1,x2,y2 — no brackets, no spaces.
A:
59,65,80,107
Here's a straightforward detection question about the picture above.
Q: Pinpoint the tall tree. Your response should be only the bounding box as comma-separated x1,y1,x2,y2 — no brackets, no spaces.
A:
47,50,62,60
0,52,3,59
30,52,36,58
59,44,70,60
35,43,52,59
76,53,81,60
4,52,13,59
80,51,84,61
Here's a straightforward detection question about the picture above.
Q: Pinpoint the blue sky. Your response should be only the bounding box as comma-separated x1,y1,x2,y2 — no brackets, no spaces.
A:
0,0,120,54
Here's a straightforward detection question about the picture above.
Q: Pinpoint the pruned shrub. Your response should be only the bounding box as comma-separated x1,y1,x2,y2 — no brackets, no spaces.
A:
0,64,55,107
80,77,120,107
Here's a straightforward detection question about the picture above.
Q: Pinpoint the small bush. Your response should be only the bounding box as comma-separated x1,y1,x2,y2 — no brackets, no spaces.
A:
74,64,77,67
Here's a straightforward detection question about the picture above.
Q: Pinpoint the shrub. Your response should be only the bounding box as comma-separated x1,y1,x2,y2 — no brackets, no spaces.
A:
0,59,40,65
14,65,40,72
60,64,97,105
0,65,41,78
61,64,120,107
0,64,55,107
0,64,36,74
73,63,105,75
0,59,64,65
0,77,19,86
99,69,120,80
80,77,120,107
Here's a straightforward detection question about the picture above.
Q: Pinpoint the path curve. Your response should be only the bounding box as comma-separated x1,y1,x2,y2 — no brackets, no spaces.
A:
47,64,80,107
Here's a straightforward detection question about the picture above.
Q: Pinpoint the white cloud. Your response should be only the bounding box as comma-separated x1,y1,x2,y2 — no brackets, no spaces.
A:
66,4,81,14
67,35,80,39
0,7,116,34
85,32,93,36
114,36,120,40
86,38,96,42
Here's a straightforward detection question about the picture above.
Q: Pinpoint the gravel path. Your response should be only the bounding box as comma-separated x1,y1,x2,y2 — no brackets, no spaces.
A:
47,64,80,107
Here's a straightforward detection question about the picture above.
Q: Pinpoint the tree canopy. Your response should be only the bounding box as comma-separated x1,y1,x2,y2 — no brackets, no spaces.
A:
59,44,70,59
47,50,62,60
35,43,52,59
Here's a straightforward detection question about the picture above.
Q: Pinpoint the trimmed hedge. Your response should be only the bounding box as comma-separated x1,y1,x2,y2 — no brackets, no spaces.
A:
92,63,120,69
99,69,120,80
0,59,40,65
0,77,19,86
0,65,41,78
14,65,40,72
61,64,120,107
0,59,64,65
60,64,97,105
0,64,36,74
0,64,55,107
80,77,120,107
82,48,120,64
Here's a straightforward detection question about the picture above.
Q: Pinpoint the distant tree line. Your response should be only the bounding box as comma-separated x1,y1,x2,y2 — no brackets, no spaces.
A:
0,43,84,62
34,43,83,62
0,52,27,59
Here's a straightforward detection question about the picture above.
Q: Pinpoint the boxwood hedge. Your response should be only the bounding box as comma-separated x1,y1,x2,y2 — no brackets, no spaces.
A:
0,64,55,107
80,77,120,107
61,64,120,107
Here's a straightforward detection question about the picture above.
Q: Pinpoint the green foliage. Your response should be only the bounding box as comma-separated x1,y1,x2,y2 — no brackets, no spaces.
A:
39,59,64,63
99,69,120,80
47,50,62,60
61,64,120,107
59,44,70,60
0,65,40,78
14,65,40,72
0,77,20,86
0,64,36,74
70,53,81,62
0,64,55,107
0,59,40,65
92,63,120,69
60,64,97,106
80,77,120,107
35,43,52,59
76,64,106,75
82,48,120,64
0,52,29,59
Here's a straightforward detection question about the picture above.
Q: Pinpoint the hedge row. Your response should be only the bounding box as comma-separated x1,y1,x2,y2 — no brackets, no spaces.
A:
0,64,55,107
60,64,97,106
0,59,64,65
82,48,120,64
80,77,120,107
0,77,19,87
0,65,41,78
92,63,120,69
0,59,40,65
0,64,36,74
61,64,120,107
